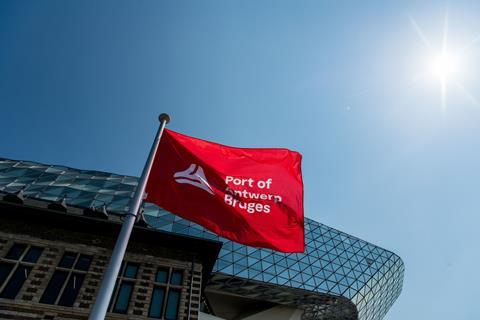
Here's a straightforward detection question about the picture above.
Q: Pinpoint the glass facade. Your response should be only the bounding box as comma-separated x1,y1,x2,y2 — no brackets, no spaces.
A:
0,158,404,320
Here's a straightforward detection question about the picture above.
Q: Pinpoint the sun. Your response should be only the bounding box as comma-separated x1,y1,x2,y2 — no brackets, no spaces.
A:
410,11,477,113
431,53,459,79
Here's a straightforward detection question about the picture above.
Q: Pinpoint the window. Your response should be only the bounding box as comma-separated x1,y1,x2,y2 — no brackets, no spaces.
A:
0,243,43,299
109,262,138,314
148,268,184,319
40,252,92,307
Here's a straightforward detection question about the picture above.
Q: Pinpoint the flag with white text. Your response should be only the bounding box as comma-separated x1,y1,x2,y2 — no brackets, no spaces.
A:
145,129,304,253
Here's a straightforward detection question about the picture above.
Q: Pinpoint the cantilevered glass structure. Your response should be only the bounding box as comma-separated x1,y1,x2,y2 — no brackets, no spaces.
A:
0,158,404,320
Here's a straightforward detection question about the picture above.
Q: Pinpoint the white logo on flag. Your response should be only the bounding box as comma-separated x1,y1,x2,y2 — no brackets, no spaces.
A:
174,164,214,195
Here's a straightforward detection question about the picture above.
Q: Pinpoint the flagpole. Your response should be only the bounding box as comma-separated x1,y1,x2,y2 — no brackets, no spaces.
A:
89,113,170,320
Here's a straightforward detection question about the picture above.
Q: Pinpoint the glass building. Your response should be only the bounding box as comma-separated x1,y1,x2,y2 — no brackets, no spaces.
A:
0,158,404,320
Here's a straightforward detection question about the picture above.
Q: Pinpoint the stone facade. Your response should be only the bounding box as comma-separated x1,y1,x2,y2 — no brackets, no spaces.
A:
0,212,204,320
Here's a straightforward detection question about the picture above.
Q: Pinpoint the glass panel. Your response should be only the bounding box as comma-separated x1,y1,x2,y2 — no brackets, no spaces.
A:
58,252,77,269
170,270,183,285
23,246,43,263
165,289,180,320
0,266,32,299
0,263,14,287
5,244,27,260
40,270,69,304
74,255,92,271
123,263,138,279
113,282,133,314
58,273,85,306
148,287,165,318
155,268,168,283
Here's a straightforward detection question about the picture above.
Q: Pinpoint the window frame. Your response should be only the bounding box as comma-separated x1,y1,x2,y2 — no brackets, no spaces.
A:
108,261,139,314
148,267,185,319
0,243,44,299
39,251,92,307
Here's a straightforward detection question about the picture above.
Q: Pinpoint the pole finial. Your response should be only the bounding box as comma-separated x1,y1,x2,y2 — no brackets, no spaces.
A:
159,113,171,124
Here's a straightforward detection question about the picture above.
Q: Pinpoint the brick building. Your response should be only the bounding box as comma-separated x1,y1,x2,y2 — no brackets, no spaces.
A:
0,193,221,319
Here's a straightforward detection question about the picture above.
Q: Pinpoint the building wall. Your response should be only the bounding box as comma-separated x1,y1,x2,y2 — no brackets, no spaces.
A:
240,306,303,320
0,223,203,320
199,306,303,320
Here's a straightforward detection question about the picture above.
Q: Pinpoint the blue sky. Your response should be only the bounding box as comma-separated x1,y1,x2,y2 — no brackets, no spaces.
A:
1,1,480,319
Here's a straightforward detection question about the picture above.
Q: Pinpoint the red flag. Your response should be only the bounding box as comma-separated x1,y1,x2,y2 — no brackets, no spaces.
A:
145,129,304,253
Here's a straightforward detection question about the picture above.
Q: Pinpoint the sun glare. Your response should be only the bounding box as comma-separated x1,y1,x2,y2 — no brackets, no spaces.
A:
431,53,459,78
409,11,478,113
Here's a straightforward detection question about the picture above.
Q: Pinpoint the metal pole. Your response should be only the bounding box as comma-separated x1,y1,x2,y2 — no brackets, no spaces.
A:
89,113,170,320
187,255,195,320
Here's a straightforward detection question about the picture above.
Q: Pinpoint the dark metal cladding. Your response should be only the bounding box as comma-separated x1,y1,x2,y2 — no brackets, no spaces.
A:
0,158,404,320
